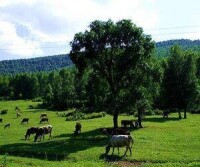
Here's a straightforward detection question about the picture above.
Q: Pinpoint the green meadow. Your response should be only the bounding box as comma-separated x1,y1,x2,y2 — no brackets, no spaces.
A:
0,100,199,167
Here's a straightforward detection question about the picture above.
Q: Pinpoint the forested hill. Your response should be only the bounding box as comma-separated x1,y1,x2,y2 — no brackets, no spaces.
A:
0,54,73,75
0,39,200,75
155,39,200,57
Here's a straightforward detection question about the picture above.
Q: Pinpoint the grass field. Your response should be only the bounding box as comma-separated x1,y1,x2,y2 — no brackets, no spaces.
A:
0,100,199,167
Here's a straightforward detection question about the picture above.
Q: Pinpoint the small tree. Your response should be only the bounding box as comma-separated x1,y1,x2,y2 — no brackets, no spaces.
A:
70,19,154,128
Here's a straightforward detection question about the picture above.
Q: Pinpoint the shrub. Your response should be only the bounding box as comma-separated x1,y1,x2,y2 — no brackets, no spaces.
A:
154,109,163,115
65,111,106,121
32,97,42,102
82,112,106,119
145,110,154,116
66,111,85,121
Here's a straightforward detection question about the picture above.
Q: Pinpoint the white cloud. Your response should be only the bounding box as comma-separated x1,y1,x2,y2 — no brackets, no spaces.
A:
0,0,159,60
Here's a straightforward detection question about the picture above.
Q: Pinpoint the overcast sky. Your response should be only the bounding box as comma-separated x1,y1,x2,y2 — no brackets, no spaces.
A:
0,0,200,61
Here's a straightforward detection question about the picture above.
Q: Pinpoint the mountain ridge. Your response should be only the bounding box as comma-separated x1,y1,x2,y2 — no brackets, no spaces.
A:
0,39,200,75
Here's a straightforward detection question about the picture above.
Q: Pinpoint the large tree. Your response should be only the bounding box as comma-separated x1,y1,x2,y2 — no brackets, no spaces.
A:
70,19,154,128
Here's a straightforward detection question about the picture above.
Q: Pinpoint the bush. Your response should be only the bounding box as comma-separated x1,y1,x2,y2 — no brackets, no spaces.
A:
83,112,106,119
145,110,154,116
66,111,106,121
1,109,8,115
66,111,85,121
154,109,163,115
32,97,42,102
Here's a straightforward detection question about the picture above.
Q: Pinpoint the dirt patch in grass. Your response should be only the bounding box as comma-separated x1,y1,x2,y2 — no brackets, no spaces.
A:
109,160,143,167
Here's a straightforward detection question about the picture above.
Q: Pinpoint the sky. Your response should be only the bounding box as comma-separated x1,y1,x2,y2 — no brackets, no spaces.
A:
0,0,200,61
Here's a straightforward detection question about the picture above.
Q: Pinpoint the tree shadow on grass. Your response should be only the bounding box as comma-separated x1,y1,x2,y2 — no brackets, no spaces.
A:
0,128,109,161
143,117,180,123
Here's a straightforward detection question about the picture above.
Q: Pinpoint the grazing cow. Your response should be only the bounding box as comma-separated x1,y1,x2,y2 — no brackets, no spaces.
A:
0,118,2,123
4,123,11,129
74,122,82,135
40,113,48,119
121,120,134,128
25,127,39,140
105,135,134,157
40,117,48,124
34,125,53,142
21,118,29,124
17,112,21,118
15,107,20,112
162,111,169,118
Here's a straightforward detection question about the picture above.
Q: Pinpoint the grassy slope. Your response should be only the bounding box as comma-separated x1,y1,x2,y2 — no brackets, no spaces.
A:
0,100,199,167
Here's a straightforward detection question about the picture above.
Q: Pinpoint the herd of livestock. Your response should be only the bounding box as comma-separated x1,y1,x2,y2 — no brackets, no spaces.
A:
1,107,135,157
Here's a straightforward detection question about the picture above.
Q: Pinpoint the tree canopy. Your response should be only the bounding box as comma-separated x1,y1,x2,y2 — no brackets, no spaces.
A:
70,19,155,128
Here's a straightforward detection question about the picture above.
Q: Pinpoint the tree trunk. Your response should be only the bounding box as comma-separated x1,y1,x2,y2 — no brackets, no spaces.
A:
137,110,143,128
184,110,187,119
113,109,119,128
178,110,182,119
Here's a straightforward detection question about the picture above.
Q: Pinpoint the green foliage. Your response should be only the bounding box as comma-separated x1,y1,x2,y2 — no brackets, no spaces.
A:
155,39,200,57
161,46,199,117
65,111,106,121
1,153,8,167
153,109,164,115
0,54,73,75
70,19,155,127
32,97,42,102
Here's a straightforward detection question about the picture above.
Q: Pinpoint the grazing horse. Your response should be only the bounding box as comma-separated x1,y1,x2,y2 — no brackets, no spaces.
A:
34,125,53,142
25,127,39,140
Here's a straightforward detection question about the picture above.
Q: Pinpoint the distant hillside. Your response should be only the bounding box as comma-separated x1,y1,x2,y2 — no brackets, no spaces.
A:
0,54,73,75
0,39,200,75
155,39,200,57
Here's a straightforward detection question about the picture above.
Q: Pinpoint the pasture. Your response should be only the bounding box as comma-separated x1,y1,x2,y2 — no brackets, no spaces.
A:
0,100,199,167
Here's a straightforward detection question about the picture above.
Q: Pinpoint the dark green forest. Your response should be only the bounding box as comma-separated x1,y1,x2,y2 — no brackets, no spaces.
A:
0,20,200,127
0,54,72,75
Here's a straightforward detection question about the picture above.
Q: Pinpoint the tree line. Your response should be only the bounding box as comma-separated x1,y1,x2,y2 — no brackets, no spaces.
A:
0,54,72,75
0,19,200,127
